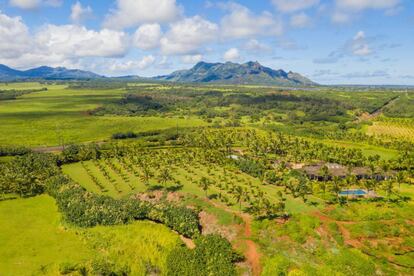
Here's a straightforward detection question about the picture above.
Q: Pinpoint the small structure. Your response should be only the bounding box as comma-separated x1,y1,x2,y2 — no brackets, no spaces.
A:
339,189,379,199
301,162,348,181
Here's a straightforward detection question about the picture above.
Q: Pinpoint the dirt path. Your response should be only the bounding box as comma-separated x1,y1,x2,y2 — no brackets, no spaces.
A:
239,213,262,276
208,201,262,276
357,96,399,122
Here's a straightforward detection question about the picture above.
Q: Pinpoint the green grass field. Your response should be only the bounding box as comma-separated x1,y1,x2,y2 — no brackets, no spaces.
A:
0,195,91,275
0,84,206,146
0,195,182,275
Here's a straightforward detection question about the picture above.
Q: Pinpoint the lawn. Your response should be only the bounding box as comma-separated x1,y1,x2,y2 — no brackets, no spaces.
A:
0,195,183,275
0,84,206,146
0,195,91,275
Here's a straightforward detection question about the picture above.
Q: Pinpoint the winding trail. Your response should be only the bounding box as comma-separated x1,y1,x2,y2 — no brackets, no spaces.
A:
208,200,262,276
357,96,400,122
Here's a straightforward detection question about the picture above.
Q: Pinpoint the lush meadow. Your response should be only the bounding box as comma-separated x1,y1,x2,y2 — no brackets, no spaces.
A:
1,82,413,275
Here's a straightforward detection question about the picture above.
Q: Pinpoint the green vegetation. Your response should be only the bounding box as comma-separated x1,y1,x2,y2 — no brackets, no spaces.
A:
1,82,414,275
0,84,205,146
0,195,91,275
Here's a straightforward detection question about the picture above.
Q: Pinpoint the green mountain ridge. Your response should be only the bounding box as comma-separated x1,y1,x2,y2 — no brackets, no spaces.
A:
154,61,318,86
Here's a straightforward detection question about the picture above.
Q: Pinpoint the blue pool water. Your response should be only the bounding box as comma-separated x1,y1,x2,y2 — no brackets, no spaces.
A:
339,189,367,196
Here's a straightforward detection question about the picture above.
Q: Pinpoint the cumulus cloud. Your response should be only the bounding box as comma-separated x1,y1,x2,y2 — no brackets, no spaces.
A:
272,0,319,13
104,0,181,29
133,24,162,50
244,39,271,52
223,48,240,62
0,11,31,59
109,55,155,73
0,11,130,68
351,31,372,56
314,30,373,63
70,1,93,23
160,15,218,55
221,3,283,39
290,12,312,28
9,0,62,9
35,25,129,58
332,0,400,23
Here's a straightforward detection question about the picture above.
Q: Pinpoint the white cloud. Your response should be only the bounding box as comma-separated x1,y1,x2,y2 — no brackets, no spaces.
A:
133,24,162,50
336,0,399,11
0,11,31,59
290,12,312,28
35,25,129,58
182,54,203,64
9,0,40,9
70,1,93,23
160,15,218,55
221,3,283,39
109,55,155,72
244,39,271,52
0,11,130,69
104,0,181,29
351,31,372,56
272,0,319,13
313,30,372,63
223,48,240,62
9,0,62,9
332,0,400,23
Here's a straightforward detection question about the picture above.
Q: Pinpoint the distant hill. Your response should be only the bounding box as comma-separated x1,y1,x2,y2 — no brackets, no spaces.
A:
0,64,103,81
0,61,317,86
154,61,317,86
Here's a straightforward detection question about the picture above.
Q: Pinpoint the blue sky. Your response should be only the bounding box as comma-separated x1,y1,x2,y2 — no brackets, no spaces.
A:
0,0,413,84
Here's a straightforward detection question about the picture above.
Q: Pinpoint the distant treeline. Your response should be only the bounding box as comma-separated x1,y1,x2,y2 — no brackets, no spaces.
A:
0,146,32,157
0,88,47,101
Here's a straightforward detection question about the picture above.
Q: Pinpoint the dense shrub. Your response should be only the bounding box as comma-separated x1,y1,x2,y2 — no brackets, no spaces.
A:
60,144,101,164
112,132,138,140
0,146,31,157
0,154,59,196
235,158,266,178
48,175,200,238
166,234,240,276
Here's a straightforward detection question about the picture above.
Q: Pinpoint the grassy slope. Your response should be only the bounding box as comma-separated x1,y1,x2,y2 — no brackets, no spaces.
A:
0,195,182,275
0,195,91,275
0,84,206,146
62,158,321,214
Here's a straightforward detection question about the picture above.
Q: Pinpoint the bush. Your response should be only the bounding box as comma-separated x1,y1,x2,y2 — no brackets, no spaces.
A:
0,153,59,196
60,144,101,164
112,132,138,140
166,234,239,276
0,146,31,157
48,175,200,238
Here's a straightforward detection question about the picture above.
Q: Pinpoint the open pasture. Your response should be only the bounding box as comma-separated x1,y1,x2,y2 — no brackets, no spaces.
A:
0,194,182,275
0,195,91,275
0,84,206,146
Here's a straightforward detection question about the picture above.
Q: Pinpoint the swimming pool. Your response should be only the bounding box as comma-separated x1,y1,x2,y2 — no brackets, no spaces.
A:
339,189,367,196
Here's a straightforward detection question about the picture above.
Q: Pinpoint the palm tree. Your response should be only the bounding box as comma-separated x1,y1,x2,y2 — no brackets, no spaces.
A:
332,176,342,201
395,171,405,192
158,167,172,187
199,177,211,197
233,186,246,211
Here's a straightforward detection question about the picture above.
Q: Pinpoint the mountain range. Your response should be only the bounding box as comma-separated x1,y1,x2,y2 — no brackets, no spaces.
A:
0,65,102,81
155,61,317,86
0,62,317,86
